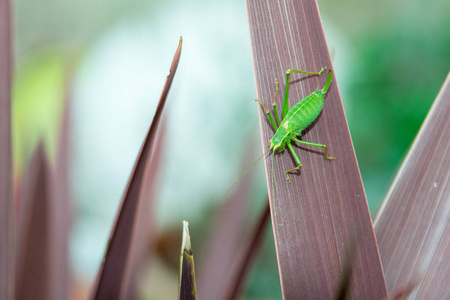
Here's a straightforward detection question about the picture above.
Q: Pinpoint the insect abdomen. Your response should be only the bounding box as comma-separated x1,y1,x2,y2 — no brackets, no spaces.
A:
282,90,324,134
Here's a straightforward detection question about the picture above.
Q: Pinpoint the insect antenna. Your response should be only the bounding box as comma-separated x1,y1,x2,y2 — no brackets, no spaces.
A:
221,146,272,199
271,150,275,203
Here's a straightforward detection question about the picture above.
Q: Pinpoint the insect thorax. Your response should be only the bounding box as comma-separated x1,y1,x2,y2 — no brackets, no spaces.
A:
270,126,292,151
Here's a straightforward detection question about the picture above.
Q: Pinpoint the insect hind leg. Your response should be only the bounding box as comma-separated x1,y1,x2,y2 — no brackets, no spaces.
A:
293,137,335,160
286,142,302,183
286,68,326,77
281,67,326,120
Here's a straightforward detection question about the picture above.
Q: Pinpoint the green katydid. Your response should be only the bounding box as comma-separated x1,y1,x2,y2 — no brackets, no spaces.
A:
222,68,335,197
256,67,335,183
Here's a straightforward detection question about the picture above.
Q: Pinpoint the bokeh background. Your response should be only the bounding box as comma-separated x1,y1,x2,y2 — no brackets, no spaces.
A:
11,0,450,298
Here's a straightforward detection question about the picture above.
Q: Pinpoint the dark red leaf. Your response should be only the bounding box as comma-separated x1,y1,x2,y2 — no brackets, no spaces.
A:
126,118,168,299
92,37,182,300
15,144,52,300
0,0,13,298
383,279,417,300
15,72,72,300
197,145,254,299
222,201,270,300
375,73,450,298
48,79,72,299
246,0,387,298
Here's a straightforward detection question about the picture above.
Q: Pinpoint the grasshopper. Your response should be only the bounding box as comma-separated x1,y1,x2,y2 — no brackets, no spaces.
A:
222,68,335,198
256,68,335,182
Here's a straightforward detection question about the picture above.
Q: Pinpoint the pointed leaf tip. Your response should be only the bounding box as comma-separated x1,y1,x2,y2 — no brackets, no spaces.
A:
182,220,191,252
164,37,182,89
179,221,196,300
91,38,182,300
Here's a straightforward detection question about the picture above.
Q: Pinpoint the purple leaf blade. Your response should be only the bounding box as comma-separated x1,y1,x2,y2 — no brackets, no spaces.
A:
197,145,254,300
15,145,52,300
0,0,13,298
246,0,387,298
222,201,270,300
374,72,450,298
92,37,182,300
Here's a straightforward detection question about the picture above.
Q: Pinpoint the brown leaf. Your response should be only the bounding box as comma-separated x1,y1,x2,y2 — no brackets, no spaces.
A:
15,144,52,300
91,37,182,300
15,70,72,300
127,118,168,299
197,143,254,299
222,201,271,300
382,279,417,300
246,0,387,298
374,72,450,298
333,230,360,300
48,77,72,299
0,0,13,298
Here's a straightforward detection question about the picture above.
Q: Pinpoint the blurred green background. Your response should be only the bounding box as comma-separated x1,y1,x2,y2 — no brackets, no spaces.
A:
11,0,449,298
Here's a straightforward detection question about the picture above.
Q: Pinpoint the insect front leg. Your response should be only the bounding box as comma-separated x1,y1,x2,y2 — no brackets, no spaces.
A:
272,79,281,125
255,98,278,131
292,137,336,160
285,141,302,183
281,68,327,119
